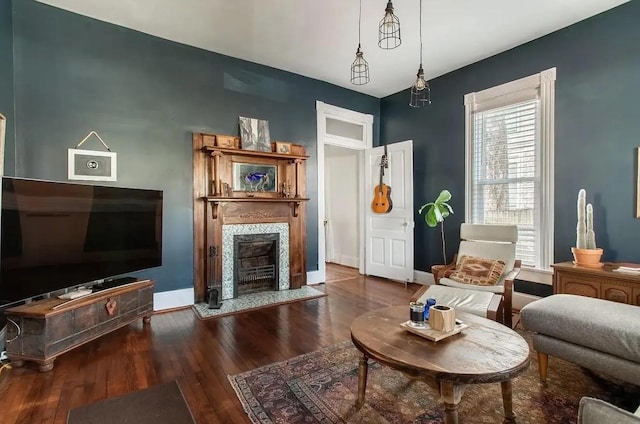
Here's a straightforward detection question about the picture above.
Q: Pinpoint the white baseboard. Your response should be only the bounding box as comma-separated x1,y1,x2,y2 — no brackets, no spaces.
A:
512,292,541,311
154,287,194,311
151,273,541,312
306,270,325,285
331,255,359,268
413,270,434,285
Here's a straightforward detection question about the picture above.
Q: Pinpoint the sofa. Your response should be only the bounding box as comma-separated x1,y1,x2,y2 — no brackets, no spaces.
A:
521,295,640,423
520,294,640,385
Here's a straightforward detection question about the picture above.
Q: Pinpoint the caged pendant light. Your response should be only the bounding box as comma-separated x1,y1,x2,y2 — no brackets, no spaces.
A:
409,0,431,107
351,0,370,85
378,1,401,49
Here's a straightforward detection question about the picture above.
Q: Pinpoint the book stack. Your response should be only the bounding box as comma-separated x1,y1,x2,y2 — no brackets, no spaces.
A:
612,265,640,275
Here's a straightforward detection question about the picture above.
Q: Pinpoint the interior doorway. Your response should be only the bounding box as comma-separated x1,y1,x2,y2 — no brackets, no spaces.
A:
324,144,360,269
313,101,373,284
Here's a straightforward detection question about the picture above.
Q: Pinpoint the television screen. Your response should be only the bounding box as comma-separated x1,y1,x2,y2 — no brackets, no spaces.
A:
0,177,162,306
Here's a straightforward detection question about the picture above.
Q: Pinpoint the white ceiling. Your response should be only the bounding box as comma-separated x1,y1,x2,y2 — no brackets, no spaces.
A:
36,0,629,98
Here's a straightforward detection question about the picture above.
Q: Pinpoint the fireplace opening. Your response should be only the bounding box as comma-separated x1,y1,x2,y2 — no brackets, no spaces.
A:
233,233,279,297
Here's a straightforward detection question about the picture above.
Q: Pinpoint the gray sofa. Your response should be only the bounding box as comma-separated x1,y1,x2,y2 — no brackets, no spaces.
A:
521,295,640,423
520,294,640,385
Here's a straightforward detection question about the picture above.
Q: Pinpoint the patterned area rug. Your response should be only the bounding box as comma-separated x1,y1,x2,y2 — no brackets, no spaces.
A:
228,330,639,423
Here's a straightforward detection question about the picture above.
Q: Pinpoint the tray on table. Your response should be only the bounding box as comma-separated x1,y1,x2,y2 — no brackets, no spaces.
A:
400,320,468,342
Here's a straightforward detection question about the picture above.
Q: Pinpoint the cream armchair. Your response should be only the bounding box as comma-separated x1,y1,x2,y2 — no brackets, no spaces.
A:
578,397,640,424
412,223,520,328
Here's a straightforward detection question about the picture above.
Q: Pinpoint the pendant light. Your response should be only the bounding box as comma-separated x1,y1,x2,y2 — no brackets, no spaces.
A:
409,0,431,107
378,1,401,50
351,0,370,85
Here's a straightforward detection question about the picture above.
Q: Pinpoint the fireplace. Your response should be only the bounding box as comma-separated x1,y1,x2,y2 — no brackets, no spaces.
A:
193,132,309,303
221,223,290,300
233,233,279,297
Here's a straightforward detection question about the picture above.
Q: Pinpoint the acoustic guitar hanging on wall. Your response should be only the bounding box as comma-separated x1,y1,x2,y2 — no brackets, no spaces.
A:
371,145,392,213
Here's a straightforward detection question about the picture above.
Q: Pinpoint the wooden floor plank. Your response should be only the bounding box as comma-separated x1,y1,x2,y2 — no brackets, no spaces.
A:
0,264,423,423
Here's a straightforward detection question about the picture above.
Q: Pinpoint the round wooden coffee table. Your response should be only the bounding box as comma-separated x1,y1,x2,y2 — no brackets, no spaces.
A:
350,305,530,424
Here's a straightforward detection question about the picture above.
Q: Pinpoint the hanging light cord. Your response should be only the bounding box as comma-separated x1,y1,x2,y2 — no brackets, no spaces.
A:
358,0,362,48
419,0,423,66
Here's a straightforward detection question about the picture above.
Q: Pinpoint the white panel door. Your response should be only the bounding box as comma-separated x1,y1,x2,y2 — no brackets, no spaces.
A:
364,140,414,282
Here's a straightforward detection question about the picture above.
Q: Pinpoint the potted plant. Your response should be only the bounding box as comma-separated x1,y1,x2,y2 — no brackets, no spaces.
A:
571,189,603,268
418,189,454,264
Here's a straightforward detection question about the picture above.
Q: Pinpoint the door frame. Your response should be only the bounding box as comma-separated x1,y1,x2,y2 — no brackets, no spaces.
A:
311,101,373,284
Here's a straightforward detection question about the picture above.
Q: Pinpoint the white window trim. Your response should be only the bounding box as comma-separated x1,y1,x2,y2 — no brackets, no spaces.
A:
464,68,556,275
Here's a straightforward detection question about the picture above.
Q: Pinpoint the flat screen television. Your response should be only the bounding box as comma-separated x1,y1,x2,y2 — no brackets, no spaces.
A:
0,177,163,307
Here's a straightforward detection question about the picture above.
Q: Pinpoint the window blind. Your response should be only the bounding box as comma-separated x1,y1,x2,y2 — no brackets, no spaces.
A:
470,100,539,268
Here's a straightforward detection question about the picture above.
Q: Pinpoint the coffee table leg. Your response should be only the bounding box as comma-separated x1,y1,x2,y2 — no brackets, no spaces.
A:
356,354,369,409
440,381,465,424
501,380,516,422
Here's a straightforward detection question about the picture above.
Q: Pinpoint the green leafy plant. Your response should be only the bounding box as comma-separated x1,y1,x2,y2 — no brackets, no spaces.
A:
418,189,454,264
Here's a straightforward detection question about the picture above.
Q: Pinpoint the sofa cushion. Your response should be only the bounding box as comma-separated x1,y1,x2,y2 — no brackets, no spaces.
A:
521,294,640,364
447,255,505,286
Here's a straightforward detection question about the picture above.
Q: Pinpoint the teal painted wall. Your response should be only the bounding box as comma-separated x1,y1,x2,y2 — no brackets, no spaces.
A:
0,0,14,174
4,0,637,292
381,1,640,270
4,1,380,293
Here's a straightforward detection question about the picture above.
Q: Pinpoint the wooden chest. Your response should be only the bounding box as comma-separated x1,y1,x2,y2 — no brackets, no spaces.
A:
552,262,640,305
4,279,154,372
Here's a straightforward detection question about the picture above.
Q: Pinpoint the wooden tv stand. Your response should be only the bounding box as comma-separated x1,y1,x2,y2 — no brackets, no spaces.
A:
4,279,154,372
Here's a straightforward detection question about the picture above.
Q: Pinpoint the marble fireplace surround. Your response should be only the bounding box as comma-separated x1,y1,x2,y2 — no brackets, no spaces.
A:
221,223,290,300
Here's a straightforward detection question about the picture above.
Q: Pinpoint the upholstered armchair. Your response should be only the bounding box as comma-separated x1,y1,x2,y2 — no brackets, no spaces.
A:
578,397,640,423
412,223,520,328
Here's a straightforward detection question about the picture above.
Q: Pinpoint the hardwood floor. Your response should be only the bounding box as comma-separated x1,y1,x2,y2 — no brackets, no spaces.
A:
324,262,360,283
0,271,421,424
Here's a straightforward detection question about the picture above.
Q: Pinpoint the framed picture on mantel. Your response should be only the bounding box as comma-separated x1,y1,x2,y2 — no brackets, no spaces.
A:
233,162,277,192
239,116,271,152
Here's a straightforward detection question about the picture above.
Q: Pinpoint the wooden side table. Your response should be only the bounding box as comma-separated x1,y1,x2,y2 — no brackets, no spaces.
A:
552,262,640,305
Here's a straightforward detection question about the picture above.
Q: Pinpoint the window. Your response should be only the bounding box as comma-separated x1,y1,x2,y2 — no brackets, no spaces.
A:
464,68,556,272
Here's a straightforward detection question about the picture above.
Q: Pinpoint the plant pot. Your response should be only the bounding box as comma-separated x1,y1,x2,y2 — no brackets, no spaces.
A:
571,247,603,268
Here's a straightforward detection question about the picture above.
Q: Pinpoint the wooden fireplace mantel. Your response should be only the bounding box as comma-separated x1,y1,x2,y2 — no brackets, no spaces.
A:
203,197,310,219
192,133,309,303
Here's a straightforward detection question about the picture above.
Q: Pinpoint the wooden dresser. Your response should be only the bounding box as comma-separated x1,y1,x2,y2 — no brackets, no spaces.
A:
552,262,640,305
4,279,154,372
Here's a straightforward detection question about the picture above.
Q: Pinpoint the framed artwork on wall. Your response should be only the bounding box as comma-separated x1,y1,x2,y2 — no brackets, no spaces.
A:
239,116,271,152
233,162,277,192
68,149,117,181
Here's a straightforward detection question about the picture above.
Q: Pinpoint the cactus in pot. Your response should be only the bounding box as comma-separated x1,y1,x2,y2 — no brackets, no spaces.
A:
572,189,603,267
576,189,587,249
586,204,596,249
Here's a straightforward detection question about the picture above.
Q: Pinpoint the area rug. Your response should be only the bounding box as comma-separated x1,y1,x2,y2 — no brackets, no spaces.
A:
67,380,195,424
193,286,326,320
228,332,639,424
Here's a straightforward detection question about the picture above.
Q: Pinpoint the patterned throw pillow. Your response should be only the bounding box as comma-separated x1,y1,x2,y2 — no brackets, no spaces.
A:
447,255,506,286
